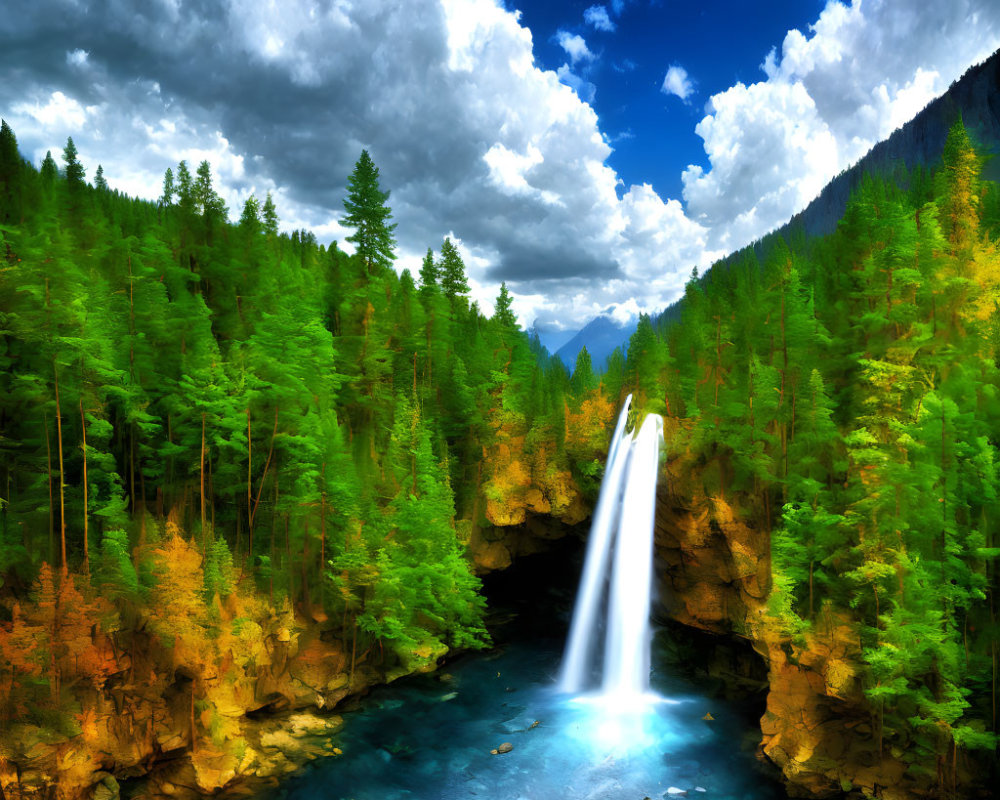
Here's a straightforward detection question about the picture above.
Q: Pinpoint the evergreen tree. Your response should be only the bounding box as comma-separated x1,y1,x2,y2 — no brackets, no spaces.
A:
39,150,58,184
342,150,396,275
571,347,597,396
160,166,175,206
61,137,85,189
175,160,194,211
439,238,469,300
262,191,279,236
419,247,439,291
93,164,108,191
493,282,516,329
0,119,21,222
240,194,261,234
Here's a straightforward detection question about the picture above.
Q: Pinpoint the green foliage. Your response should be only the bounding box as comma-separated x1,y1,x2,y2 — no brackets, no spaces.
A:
0,123,605,691
99,528,139,598
439,237,469,300
204,538,235,599
639,118,1000,782
342,149,396,275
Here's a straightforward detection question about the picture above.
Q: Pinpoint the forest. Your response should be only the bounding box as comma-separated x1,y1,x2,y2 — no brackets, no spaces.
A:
1,115,1000,797
0,119,616,792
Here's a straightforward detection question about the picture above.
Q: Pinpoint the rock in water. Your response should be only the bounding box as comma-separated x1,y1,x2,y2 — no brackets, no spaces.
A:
497,742,514,754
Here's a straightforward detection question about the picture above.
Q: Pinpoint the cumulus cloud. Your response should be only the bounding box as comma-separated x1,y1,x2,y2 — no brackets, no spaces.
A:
556,63,597,103
683,0,1000,252
556,31,594,64
1,0,998,332
661,65,693,101
584,5,616,32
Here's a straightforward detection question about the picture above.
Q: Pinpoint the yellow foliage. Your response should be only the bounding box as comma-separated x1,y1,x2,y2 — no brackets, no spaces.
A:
565,389,614,462
965,238,1000,321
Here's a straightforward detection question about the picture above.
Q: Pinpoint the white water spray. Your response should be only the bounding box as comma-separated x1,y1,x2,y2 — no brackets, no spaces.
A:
558,398,663,702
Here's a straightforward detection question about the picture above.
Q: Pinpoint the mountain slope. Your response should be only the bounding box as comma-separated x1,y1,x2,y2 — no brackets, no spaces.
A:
785,47,1000,240
556,314,637,371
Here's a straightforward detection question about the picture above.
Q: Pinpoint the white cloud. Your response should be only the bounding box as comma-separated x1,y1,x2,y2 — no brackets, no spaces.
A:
556,63,596,103
684,0,1000,253
3,0,1000,334
584,5,615,32
556,31,594,64
661,65,693,101
13,90,96,132
483,142,545,197
66,49,88,67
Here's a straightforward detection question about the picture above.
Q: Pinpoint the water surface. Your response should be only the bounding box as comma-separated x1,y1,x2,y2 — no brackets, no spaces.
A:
262,634,785,800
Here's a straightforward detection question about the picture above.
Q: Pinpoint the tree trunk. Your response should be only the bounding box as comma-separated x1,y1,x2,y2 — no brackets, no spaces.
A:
249,405,279,547
53,359,67,575
285,513,293,602
44,411,54,565
200,412,206,547
79,399,89,575
270,466,278,602
320,463,327,605
247,407,253,562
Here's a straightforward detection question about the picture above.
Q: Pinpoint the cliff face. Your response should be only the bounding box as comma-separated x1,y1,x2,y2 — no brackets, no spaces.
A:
0,609,389,800
0,521,447,800
654,487,915,800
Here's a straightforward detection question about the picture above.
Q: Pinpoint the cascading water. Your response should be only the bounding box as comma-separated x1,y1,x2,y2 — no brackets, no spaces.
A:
558,396,663,702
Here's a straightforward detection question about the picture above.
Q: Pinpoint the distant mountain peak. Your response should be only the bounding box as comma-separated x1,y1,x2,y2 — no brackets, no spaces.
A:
555,313,637,372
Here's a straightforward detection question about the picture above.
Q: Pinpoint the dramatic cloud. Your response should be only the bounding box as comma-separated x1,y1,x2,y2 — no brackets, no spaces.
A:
1,0,998,333
683,0,1000,253
584,5,616,33
556,31,594,64
661,65,693,101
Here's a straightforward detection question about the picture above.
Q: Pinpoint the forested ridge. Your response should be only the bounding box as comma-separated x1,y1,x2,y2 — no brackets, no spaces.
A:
634,119,1000,791
0,120,615,793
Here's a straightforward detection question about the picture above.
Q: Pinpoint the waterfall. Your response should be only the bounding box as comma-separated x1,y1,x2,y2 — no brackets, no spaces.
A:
558,397,663,701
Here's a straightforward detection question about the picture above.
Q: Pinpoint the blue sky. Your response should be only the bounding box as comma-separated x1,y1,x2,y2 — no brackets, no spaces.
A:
516,0,827,202
2,0,999,341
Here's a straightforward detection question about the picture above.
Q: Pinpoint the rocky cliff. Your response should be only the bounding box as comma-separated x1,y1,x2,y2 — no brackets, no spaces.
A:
653,480,973,800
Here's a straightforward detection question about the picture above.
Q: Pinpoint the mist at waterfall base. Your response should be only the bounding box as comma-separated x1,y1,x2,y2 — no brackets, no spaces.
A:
258,401,783,800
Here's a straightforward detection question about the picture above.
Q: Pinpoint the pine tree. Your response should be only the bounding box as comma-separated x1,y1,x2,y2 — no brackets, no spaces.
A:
160,167,175,206
240,194,261,234
0,119,18,179
262,191,279,236
39,150,58,184
419,247,439,291
93,165,108,191
939,116,981,252
175,160,194,212
0,119,22,223
342,150,396,276
439,238,469,300
194,160,227,220
493,282,516,328
62,137,85,189
571,346,597,396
